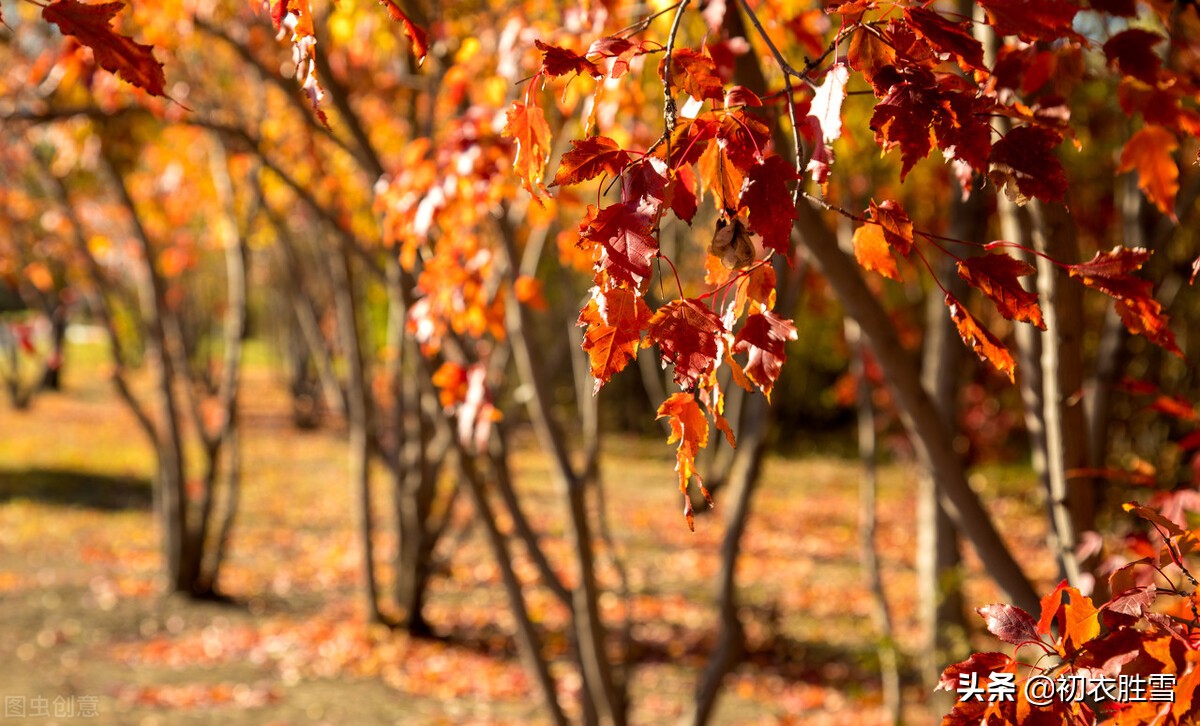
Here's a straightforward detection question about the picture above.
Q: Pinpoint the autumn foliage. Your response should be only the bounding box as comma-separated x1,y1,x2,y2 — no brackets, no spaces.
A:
5,0,1200,722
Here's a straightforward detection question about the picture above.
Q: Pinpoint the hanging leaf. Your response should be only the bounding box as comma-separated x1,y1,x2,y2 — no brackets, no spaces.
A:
503,101,553,199
1068,246,1181,356
945,293,1016,382
42,0,166,97
660,48,723,102
1117,126,1179,220
904,7,984,70
645,299,724,391
977,0,1082,43
957,254,1045,329
577,287,652,393
656,392,711,530
378,0,429,65
870,199,914,257
740,156,798,255
582,202,658,288
587,36,655,79
1103,28,1164,85
852,223,900,281
987,125,1068,205
535,40,601,79
733,311,797,400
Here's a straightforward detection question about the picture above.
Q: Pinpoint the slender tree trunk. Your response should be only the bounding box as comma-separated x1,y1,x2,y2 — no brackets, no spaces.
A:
103,149,193,594
1028,201,1093,588
916,185,978,693
329,236,384,624
848,319,902,726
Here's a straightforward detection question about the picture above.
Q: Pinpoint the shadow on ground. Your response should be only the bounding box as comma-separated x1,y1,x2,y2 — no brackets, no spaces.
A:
0,468,151,510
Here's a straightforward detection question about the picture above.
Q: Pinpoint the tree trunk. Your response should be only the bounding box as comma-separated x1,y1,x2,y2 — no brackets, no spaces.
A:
329,236,384,624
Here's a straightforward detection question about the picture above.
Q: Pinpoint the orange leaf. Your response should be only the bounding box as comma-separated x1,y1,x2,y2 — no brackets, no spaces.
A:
870,199,914,257
378,0,428,66
42,0,165,97
852,223,900,281
945,293,1015,382
577,287,651,393
656,392,710,528
513,275,546,311
503,101,552,200
1118,125,1179,220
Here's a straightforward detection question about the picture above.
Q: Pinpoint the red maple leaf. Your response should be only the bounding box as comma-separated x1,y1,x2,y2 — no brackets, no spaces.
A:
1068,247,1181,356
733,311,797,400
552,136,632,187
978,0,1082,43
503,101,552,199
977,604,1042,647
645,299,724,391
586,36,655,79
852,223,900,281
1103,28,1164,85
956,254,1045,329
987,125,1068,205
904,7,984,70
42,0,166,97
582,202,659,288
740,156,798,256
871,199,914,257
534,40,601,79
1118,125,1179,220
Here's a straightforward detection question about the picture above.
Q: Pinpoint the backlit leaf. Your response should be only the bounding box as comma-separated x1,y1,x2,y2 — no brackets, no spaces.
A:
42,0,166,97
535,40,601,79
660,48,723,102
656,392,711,530
582,202,658,288
1118,125,1179,220
852,223,900,281
977,603,1042,646
578,287,652,392
503,101,552,199
987,125,1067,205
733,311,797,400
904,7,984,70
957,254,1045,329
645,299,724,391
946,293,1015,382
740,156,798,255
1068,246,1181,356
378,0,428,65
551,136,631,187
978,0,1081,43
870,200,913,257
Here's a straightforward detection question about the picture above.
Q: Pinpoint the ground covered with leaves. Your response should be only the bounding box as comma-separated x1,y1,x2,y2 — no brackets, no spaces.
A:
0,342,1057,724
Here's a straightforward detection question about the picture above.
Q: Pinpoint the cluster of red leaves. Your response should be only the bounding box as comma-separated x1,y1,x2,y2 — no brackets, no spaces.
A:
837,0,1185,378
518,37,805,527
942,504,1200,725
516,0,1194,518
